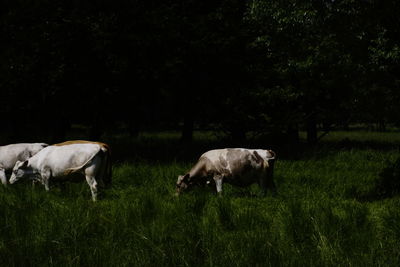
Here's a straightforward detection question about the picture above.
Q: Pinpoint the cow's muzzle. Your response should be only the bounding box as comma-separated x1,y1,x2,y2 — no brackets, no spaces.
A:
9,175,17,184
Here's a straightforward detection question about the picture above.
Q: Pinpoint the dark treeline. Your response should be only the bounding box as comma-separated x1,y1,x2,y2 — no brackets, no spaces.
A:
1,0,399,144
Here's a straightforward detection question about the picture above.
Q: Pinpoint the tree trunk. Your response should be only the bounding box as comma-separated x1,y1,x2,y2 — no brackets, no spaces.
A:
378,119,386,132
181,115,194,143
287,124,299,145
128,121,140,138
307,114,318,145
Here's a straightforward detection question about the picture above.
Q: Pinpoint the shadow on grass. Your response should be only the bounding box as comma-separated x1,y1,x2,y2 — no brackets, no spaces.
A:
349,189,399,203
349,157,400,202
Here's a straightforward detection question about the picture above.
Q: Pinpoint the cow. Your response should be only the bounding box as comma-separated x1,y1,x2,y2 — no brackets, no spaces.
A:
0,143,48,185
176,148,276,196
53,140,112,185
9,141,111,201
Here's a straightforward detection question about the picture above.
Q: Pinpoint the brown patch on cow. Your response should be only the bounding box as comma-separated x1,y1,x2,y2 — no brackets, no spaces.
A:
226,149,241,163
226,149,252,175
53,140,110,151
190,157,212,177
252,151,263,164
219,155,227,168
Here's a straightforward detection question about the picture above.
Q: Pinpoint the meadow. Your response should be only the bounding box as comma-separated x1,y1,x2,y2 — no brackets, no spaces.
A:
1,130,400,266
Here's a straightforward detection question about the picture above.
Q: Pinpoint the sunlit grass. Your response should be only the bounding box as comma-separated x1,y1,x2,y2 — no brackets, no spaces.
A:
1,131,400,266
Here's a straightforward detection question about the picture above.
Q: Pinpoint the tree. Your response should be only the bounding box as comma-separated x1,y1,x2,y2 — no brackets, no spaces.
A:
246,0,381,144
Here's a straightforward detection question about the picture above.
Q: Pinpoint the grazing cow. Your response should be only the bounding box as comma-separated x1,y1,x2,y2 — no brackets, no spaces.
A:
53,140,112,185
0,143,48,185
176,148,276,195
9,142,111,201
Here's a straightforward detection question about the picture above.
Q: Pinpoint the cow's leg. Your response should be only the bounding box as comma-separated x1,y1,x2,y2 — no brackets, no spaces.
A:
266,164,276,194
258,175,268,196
97,174,105,189
85,175,98,201
84,157,101,201
260,169,276,196
97,154,107,189
213,175,223,194
41,168,51,191
0,168,7,185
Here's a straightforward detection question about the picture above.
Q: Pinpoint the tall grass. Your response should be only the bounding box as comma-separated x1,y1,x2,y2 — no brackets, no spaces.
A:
1,132,400,266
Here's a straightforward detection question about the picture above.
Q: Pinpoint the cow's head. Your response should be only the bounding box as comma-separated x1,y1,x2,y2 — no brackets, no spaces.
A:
175,173,212,195
175,174,191,195
9,160,33,184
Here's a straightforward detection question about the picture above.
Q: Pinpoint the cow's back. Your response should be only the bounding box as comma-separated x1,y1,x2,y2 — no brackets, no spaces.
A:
53,140,112,185
0,143,47,170
31,144,102,177
202,148,268,177
53,140,109,152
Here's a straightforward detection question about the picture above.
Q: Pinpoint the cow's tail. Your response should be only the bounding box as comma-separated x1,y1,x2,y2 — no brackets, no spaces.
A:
63,145,112,185
264,150,277,193
267,150,276,160
63,149,101,176
100,145,112,187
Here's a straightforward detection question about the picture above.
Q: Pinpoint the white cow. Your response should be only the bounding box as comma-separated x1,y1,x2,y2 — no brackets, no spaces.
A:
0,143,48,185
176,148,276,195
9,142,111,201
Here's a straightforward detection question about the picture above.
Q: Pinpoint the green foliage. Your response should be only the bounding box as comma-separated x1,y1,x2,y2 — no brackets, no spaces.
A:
2,0,399,143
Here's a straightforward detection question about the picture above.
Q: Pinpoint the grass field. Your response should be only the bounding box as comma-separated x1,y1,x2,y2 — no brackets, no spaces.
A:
1,131,400,266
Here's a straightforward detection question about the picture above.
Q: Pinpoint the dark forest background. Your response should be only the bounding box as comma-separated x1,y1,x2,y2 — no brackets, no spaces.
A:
1,0,399,145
